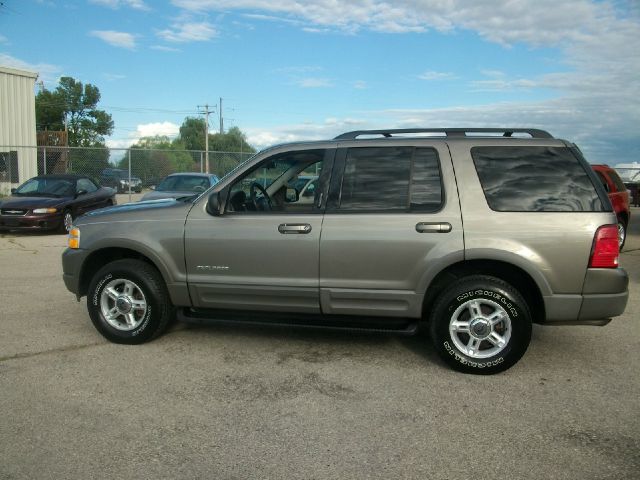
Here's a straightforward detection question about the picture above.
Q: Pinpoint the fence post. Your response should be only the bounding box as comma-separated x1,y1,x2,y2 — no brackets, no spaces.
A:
43,146,47,175
200,151,203,173
128,149,132,203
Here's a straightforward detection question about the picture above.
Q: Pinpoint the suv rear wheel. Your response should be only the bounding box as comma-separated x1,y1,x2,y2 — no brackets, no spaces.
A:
87,259,174,344
429,275,532,374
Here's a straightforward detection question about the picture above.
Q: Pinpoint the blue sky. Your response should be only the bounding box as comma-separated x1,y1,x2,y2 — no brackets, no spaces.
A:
1,0,639,163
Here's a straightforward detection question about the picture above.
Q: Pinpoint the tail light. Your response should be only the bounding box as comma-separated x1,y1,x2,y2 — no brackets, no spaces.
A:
589,225,619,268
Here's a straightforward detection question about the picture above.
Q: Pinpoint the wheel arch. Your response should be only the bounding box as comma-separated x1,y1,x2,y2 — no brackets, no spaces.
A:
422,259,546,325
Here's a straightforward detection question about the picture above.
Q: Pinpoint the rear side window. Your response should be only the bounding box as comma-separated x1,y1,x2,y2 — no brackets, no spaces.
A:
608,169,627,193
339,147,442,212
471,146,605,212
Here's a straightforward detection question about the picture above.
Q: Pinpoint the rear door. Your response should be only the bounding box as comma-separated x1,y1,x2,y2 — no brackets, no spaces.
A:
319,142,464,318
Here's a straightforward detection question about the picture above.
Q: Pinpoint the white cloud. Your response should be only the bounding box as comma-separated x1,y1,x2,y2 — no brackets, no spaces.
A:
150,45,181,52
106,122,180,149
103,73,126,81
353,80,367,89
157,21,217,43
0,53,61,85
90,30,137,49
418,71,458,81
90,0,150,10
296,77,333,88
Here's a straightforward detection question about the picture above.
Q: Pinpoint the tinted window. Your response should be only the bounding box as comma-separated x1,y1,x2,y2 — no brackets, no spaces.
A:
608,169,627,193
339,147,442,211
77,178,98,193
472,146,604,212
157,175,212,192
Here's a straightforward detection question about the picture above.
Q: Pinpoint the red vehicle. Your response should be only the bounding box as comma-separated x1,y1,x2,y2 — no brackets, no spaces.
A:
592,164,631,249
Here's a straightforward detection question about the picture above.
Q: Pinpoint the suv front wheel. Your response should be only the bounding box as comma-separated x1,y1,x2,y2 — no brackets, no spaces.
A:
429,275,532,374
87,259,174,344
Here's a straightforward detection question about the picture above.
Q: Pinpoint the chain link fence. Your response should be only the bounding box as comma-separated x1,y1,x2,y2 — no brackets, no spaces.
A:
617,167,640,206
0,145,254,196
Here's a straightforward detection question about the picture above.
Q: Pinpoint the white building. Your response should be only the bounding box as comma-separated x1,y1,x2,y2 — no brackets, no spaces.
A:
0,65,38,194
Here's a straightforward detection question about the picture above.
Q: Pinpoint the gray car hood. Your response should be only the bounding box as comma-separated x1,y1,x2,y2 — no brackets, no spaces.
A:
76,198,193,225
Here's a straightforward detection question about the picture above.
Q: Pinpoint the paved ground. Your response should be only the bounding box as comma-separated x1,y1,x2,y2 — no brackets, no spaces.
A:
1,206,638,480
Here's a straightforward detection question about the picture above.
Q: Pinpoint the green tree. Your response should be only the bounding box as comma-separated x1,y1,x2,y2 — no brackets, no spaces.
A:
123,135,199,184
176,118,256,154
178,117,206,151
208,126,255,154
35,77,114,147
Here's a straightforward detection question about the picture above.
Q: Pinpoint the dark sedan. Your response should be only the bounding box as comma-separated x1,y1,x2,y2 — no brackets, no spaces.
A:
0,174,116,233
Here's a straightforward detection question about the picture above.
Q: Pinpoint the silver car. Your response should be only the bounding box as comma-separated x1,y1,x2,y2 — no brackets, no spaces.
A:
62,128,629,374
140,173,219,201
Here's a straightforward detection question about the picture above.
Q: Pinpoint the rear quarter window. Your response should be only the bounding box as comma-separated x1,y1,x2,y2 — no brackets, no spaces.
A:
471,146,605,212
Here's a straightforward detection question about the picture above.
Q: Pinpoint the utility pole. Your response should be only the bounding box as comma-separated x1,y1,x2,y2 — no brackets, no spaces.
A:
219,97,224,134
197,104,213,173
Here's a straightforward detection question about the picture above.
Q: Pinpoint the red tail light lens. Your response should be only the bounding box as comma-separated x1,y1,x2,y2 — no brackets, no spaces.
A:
589,225,619,268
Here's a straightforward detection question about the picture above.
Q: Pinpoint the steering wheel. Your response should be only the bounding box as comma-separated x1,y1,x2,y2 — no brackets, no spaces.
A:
249,182,272,211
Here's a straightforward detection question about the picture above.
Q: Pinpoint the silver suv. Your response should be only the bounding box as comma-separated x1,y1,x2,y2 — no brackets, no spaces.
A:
62,128,629,374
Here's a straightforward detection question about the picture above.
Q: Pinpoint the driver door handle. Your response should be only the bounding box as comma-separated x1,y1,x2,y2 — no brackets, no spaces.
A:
415,222,452,233
278,223,312,234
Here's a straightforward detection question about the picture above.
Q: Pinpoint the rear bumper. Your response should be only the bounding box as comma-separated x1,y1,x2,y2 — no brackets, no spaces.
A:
542,267,629,325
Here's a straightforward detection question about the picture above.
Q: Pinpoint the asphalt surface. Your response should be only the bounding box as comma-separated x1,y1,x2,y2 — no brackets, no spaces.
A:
1,203,638,480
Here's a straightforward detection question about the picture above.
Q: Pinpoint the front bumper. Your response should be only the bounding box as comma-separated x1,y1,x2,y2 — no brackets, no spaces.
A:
62,247,91,297
0,212,63,231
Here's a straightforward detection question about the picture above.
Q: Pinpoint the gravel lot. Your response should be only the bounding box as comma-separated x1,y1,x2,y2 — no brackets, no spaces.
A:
1,203,638,480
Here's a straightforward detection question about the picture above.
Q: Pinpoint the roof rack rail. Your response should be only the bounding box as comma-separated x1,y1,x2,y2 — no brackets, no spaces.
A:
333,128,553,140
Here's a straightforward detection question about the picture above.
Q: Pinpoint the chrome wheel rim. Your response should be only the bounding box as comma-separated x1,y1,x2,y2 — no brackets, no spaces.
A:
63,212,73,232
618,222,625,248
100,278,148,331
449,298,512,359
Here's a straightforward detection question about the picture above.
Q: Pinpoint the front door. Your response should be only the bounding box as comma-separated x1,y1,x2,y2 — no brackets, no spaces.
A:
185,147,334,313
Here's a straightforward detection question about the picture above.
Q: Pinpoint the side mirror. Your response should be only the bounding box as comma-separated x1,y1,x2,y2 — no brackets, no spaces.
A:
10,188,17,194
76,189,88,197
206,191,223,216
285,187,299,203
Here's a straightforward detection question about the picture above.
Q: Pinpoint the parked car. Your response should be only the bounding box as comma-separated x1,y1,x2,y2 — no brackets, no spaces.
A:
100,168,142,193
62,128,628,374
288,175,319,204
591,164,631,249
0,174,116,233
140,173,220,201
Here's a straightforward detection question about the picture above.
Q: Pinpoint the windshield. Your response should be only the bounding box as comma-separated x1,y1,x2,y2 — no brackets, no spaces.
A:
156,175,213,192
14,178,74,197
616,168,640,182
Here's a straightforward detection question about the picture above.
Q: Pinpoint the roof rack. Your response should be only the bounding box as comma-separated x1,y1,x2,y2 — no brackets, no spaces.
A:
333,128,553,140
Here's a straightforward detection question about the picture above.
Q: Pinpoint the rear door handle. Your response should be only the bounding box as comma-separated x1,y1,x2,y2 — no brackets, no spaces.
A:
416,222,452,233
278,223,312,234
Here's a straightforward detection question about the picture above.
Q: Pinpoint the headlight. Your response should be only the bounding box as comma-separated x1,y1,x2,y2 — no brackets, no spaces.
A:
68,227,80,249
33,208,57,214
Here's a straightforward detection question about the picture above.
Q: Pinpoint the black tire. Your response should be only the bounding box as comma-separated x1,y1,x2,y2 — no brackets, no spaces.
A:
428,275,532,374
87,259,174,344
618,219,627,250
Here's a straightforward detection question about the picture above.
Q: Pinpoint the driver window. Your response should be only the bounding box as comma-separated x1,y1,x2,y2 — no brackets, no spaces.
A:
227,149,326,214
